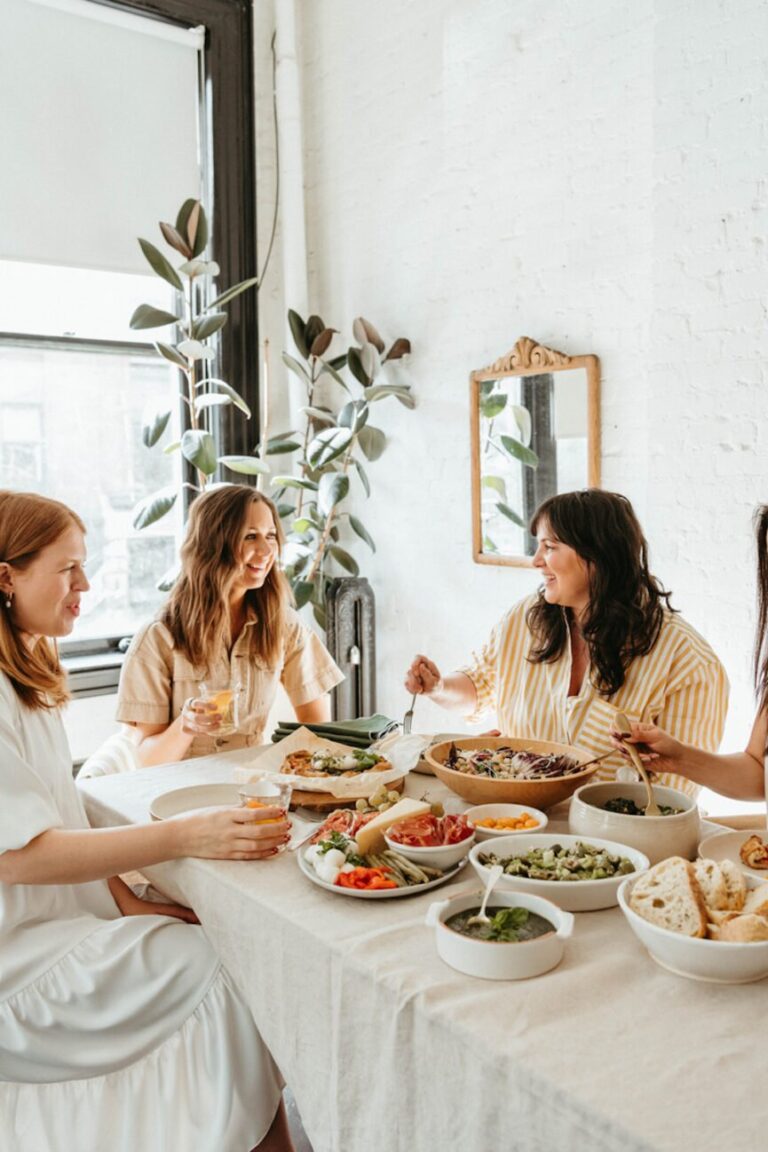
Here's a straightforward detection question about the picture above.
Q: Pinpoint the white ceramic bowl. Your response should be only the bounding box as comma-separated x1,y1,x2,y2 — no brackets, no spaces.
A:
384,829,475,870
569,782,700,865
469,832,649,912
618,873,768,983
425,888,574,980
465,803,549,841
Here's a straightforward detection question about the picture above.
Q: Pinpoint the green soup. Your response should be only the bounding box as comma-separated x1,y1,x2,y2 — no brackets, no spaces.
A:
446,905,554,943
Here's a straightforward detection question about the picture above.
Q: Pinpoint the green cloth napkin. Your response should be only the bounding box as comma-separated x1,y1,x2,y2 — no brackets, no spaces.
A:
271,714,398,746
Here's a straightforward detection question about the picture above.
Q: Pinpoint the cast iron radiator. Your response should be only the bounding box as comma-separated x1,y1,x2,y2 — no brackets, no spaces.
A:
325,577,376,719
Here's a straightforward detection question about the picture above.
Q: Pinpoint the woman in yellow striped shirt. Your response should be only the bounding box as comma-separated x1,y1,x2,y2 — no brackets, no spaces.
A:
617,505,768,801
405,490,728,798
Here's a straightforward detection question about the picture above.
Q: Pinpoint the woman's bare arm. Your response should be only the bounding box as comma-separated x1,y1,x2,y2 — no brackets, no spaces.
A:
294,695,332,725
404,655,477,714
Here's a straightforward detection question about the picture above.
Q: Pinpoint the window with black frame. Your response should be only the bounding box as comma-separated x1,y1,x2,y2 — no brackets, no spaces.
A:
0,0,258,700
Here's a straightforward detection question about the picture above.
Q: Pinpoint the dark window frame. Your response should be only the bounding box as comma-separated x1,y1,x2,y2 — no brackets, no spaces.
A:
2,0,260,686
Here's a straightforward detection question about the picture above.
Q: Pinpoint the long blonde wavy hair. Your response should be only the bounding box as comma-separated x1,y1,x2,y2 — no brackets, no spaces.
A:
161,485,293,668
0,490,85,710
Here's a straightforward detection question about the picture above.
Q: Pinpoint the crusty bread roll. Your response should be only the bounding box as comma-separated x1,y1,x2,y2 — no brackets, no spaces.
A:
743,882,768,919
629,856,707,938
719,859,747,910
717,913,768,943
692,858,729,911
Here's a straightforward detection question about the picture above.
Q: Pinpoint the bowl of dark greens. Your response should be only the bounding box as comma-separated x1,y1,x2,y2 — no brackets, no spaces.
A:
425,888,574,979
569,781,700,865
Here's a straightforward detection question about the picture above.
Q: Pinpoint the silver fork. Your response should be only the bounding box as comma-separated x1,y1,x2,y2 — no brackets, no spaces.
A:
403,693,417,735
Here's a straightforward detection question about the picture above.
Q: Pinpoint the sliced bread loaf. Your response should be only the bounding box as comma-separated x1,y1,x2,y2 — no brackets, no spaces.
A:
629,856,707,938
743,882,768,919
692,858,729,911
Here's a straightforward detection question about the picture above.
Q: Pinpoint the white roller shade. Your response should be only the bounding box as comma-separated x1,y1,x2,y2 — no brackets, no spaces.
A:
0,0,203,276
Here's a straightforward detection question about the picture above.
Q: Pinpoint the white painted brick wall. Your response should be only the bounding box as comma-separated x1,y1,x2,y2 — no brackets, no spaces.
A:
253,0,768,810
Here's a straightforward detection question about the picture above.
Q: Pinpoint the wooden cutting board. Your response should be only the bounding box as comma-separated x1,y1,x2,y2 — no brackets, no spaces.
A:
290,776,405,810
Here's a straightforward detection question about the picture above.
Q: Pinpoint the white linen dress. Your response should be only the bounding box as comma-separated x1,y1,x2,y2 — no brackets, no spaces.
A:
0,673,283,1152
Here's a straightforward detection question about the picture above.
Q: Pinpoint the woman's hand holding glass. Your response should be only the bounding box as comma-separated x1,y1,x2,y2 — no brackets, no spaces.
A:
173,804,291,860
181,680,238,741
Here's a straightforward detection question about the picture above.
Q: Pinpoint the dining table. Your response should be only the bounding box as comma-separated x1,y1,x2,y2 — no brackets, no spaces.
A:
78,749,767,1152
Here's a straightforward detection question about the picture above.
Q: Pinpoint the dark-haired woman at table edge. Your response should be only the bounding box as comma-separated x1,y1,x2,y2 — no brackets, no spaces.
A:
406,489,729,798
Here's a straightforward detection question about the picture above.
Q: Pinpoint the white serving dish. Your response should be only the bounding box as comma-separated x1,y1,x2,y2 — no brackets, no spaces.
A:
383,829,475,870
697,827,768,881
569,781,700,865
618,872,768,984
465,803,548,841
425,888,573,980
469,832,649,912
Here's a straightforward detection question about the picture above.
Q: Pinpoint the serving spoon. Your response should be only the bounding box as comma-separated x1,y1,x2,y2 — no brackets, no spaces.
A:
613,711,662,816
466,863,504,928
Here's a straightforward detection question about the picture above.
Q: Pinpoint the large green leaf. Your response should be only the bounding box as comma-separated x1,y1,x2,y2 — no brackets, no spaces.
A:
194,394,231,413
312,602,327,630
271,476,319,491
155,341,188,369
338,400,369,433
481,394,507,420
282,352,310,383
266,430,299,443
192,313,227,341
138,239,183,290
206,276,259,312
130,304,180,330
305,315,325,351
300,406,336,425
353,458,371,497
292,518,313,533
288,309,308,358
511,404,532,446
496,502,526,528
318,359,351,393
219,455,270,476
181,429,218,475
479,380,496,397
500,435,539,468
159,220,192,259
482,535,499,553
329,545,359,575
265,439,301,454
364,384,412,403
176,199,198,242
349,515,375,552
133,488,178,529
357,425,386,461
482,475,507,499
318,472,350,516
360,342,381,382
308,428,353,468
196,378,251,417
190,202,208,257
294,580,315,609
142,410,171,447
352,316,385,353
346,346,371,387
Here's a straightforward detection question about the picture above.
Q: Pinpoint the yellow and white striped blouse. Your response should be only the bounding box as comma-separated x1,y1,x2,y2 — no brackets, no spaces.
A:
460,595,729,798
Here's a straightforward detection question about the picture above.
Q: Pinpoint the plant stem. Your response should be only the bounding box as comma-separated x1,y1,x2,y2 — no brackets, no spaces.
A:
186,274,207,490
305,441,354,583
295,357,317,519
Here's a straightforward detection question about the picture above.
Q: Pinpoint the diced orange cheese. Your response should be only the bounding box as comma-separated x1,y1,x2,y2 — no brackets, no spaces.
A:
355,799,432,855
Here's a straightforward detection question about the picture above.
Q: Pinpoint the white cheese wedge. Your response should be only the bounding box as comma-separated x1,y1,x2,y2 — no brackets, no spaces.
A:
355,798,432,855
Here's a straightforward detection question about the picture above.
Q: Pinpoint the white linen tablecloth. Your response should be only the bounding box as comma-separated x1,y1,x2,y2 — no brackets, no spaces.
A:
78,752,767,1152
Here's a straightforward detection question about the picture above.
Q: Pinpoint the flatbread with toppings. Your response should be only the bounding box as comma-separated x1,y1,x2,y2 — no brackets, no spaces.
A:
281,748,392,778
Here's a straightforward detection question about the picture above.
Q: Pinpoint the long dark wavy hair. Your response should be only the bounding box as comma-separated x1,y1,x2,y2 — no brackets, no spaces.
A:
526,490,675,697
753,505,768,717
161,485,293,669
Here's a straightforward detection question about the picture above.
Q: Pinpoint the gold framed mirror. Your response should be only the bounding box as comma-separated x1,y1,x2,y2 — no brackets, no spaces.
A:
470,337,601,566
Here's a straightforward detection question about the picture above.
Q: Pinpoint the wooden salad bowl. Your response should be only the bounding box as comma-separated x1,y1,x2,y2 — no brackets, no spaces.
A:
425,736,599,809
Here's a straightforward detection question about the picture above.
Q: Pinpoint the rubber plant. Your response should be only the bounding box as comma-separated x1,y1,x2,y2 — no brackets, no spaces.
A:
128,198,264,537
271,310,413,629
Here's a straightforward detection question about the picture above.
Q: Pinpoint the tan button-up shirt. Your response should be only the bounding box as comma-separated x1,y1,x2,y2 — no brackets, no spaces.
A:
115,608,344,758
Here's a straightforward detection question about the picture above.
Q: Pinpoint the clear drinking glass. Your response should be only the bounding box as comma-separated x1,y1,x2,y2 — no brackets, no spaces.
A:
238,780,293,851
197,677,240,742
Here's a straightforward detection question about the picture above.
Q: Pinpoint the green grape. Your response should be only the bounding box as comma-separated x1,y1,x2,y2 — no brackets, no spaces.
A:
355,798,368,812
430,802,444,817
386,791,401,804
377,801,392,812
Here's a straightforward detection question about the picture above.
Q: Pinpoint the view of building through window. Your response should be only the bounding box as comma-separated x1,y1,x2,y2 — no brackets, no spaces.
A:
0,260,183,642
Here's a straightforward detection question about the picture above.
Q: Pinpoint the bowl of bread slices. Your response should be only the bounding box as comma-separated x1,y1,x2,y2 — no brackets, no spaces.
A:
618,855,768,983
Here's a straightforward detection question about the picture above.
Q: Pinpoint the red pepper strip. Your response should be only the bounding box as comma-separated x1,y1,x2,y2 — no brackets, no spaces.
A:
335,867,398,890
